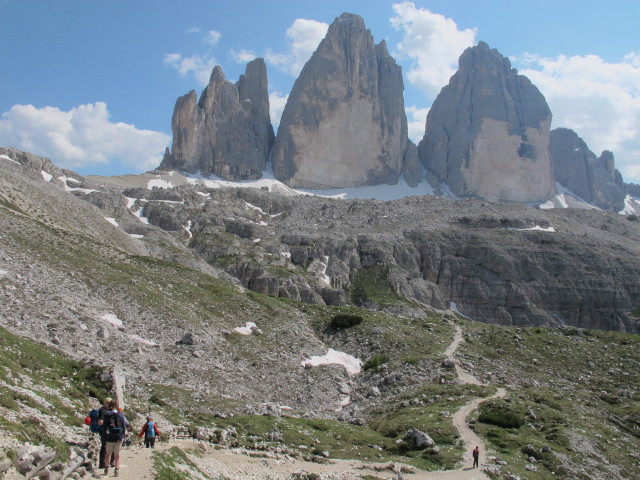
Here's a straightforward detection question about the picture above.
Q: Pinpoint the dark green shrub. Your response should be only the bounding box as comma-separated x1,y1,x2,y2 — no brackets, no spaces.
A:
479,402,524,429
329,314,363,329
363,354,388,372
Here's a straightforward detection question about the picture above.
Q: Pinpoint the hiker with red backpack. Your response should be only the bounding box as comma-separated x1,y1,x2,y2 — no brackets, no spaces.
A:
138,414,161,448
101,399,129,477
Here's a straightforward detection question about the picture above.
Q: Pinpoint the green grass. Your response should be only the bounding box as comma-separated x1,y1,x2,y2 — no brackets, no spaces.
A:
455,317,640,479
350,265,402,306
0,326,112,459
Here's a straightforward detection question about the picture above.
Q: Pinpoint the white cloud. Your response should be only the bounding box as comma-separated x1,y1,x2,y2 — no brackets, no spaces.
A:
516,53,640,183
0,102,170,172
163,52,217,86
186,26,200,34
204,29,221,46
265,18,328,77
231,48,258,63
269,91,289,128
390,1,476,100
405,105,429,144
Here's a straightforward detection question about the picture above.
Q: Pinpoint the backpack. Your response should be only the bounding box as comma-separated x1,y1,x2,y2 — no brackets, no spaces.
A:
87,409,101,434
104,411,124,442
145,421,156,438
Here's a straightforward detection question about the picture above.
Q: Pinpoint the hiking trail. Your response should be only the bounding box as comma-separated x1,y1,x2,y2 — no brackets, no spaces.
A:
104,321,506,480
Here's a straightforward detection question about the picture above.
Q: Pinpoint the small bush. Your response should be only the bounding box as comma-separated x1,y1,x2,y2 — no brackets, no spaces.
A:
479,402,524,429
363,354,388,372
329,314,363,329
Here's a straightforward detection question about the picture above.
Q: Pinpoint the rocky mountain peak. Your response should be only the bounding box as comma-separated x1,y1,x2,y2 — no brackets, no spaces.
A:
271,12,408,188
161,59,273,180
549,127,626,211
419,41,556,203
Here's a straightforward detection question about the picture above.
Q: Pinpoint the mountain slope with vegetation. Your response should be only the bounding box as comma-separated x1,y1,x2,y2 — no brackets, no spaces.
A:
1,149,640,479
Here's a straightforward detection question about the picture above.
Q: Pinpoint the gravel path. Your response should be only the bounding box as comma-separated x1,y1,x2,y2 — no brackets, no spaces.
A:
106,322,504,480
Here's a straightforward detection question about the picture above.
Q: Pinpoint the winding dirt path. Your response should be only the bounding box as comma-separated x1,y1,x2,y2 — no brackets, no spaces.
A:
110,321,505,480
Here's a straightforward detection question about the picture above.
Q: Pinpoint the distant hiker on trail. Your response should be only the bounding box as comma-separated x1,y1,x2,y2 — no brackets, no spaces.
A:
102,399,129,477
97,397,113,470
472,445,480,468
139,414,161,448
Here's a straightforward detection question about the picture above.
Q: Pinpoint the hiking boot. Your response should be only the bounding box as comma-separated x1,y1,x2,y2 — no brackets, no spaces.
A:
103,467,109,476
114,468,119,477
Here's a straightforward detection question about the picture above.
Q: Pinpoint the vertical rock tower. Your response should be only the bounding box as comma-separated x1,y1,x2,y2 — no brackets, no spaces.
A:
163,58,274,180
549,127,626,211
271,13,408,189
419,42,555,203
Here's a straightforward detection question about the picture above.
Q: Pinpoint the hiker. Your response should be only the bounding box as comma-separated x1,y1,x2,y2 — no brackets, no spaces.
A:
102,399,129,477
472,445,480,468
138,414,161,448
96,397,113,470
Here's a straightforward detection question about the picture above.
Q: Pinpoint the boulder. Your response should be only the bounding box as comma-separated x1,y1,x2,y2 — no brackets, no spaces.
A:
419,41,555,203
271,13,408,188
404,429,434,448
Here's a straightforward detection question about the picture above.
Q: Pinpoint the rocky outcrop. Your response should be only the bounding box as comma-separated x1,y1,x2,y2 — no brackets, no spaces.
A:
271,13,408,188
419,41,556,203
135,186,640,333
549,127,626,211
402,141,422,187
163,58,274,180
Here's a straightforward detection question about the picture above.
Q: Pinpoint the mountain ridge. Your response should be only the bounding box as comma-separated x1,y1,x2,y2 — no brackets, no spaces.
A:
160,13,637,212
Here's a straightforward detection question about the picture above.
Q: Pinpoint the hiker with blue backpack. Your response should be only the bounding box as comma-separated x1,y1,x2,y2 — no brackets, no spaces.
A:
101,399,129,477
138,414,161,448
95,397,114,471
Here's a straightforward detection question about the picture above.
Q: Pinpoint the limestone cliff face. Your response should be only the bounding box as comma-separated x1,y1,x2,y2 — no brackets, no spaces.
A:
549,128,626,211
419,42,555,203
271,13,408,189
163,58,274,180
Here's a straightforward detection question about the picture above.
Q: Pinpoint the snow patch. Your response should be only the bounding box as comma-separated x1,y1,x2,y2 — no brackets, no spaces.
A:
102,313,124,328
177,167,435,200
0,154,19,164
147,178,175,189
450,302,474,321
128,334,157,346
510,225,556,233
234,322,257,335
58,175,98,194
319,256,331,285
244,201,267,215
129,234,144,239
104,217,119,228
620,195,639,215
41,170,52,181
133,207,150,224
182,220,193,239
301,349,362,376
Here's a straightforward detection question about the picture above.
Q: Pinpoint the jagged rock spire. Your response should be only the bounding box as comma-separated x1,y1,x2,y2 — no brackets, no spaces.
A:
163,58,273,180
271,13,408,188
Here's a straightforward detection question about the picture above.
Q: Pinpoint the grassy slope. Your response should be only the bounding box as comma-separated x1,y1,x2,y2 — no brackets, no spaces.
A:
2,172,640,478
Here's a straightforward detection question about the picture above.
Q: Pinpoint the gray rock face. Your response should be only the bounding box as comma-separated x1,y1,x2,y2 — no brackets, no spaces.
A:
402,141,422,187
419,42,556,203
271,13,408,188
549,127,626,212
163,58,274,180
140,186,640,333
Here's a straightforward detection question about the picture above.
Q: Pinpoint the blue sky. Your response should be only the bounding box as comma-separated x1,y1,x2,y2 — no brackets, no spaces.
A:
1,0,639,183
